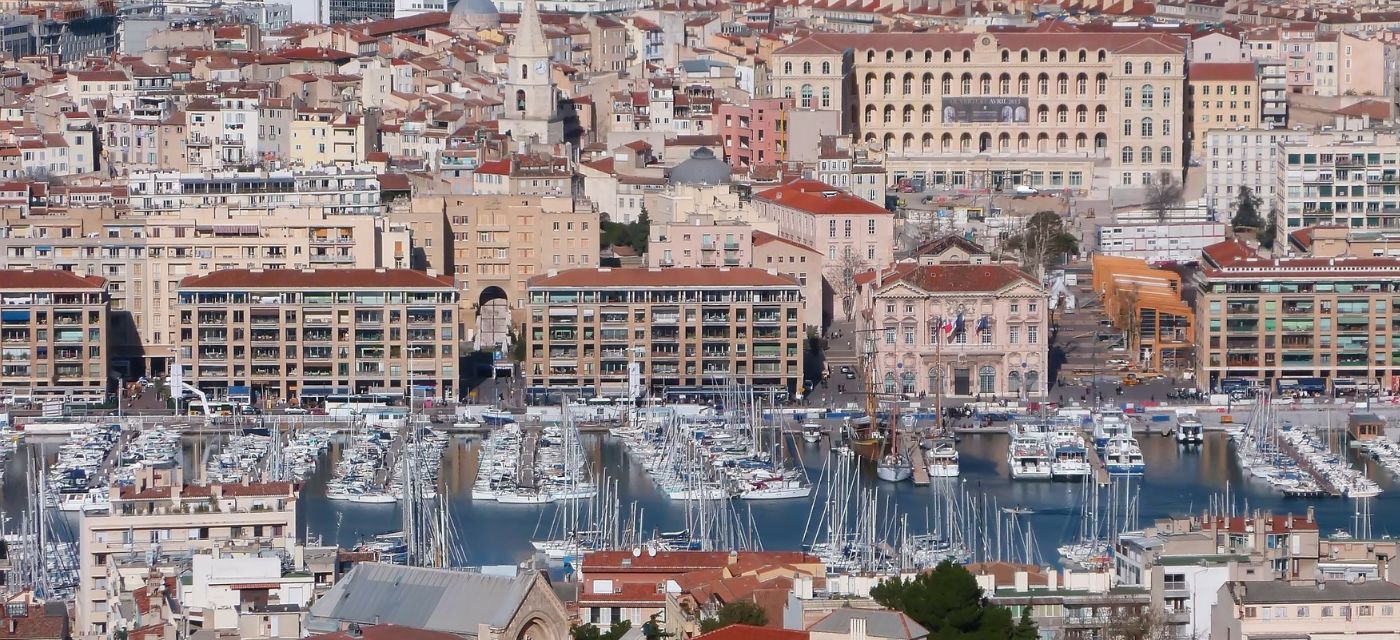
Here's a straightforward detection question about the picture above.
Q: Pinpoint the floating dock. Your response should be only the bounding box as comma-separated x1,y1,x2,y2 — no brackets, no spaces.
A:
1083,435,1110,485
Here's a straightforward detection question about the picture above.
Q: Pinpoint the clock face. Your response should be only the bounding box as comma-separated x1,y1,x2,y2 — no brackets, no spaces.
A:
535,60,546,73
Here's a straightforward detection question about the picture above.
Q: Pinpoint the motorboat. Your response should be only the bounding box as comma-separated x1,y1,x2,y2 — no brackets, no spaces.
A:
1176,416,1204,445
801,423,823,443
876,453,913,482
1104,435,1146,474
1008,435,1052,479
926,438,960,478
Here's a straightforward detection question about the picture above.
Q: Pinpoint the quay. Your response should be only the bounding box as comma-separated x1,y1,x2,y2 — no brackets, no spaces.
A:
902,432,930,486
519,431,539,489
1083,435,1110,485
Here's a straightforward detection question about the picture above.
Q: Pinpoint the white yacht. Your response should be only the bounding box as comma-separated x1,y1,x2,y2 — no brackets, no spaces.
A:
1176,416,1204,444
1008,435,1053,479
1104,435,1146,474
926,438,960,477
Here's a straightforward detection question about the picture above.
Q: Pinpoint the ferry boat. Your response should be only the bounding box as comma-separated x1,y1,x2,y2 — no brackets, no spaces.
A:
1052,441,1091,480
1092,408,1131,449
1176,416,1204,444
925,438,960,477
1103,435,1146,474
1008,435,1053,479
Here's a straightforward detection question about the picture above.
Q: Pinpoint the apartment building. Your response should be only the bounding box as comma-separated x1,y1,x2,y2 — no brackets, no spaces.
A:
77,467,299,636
855,260,1049,399
1273,131,1400,236
175,268,458,402
0,207,410,378
772,29,1187,193
754,178,893,265
288,109,369,168
126,167,383,216
1203,128,1306,216
472,155,573,196
0,269,108,403
648,216,753,269
397,195,598,349
1187,62,1260,159
1214,580,1400,640
716,97,792,167
1197,239,1400,394
523,267,806,402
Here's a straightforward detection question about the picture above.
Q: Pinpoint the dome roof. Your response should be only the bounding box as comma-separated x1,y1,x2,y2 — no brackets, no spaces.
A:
670,147,731,186
450,0,500,30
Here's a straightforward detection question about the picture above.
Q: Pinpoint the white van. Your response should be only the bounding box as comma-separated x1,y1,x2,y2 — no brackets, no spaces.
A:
1012,185,1039,196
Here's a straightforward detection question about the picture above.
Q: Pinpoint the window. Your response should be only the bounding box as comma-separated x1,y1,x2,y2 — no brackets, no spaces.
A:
980,325,992,344
1141,84,1153,108
1122,146,1134,163
885,327,896,344
904,327,914,344
1123,119,1133,136
1140,146,1152,163
1009,326,1020,343
1322,607,1334,617
979,366,996,393
1124,61,1133,74
784,62,792,74
1141,118,1153,138
802,61,811,74
800,84,813,108
821,87,831,108
1028,326,1039,344
822,61,830,74
1123,86,1133,107
1028,303,1037,312
868,219,877,234
1162,86,1172,108
1297,607,1309,618
1161,146,1173,164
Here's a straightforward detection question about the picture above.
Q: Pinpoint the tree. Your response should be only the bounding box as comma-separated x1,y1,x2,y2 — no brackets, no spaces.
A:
1001,211,1079,279
1013,607,1038,640
870,560,1030,640
698,601,769,633
1231,186,1264,229
632,209,651,254
1103,599,1178,640
1145,170,1184,222
827,247,870,322
1258,210,1279,250
572,621,632,640
598,211,652,253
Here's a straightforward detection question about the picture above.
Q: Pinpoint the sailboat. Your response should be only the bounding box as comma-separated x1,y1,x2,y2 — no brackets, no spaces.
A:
925,437,960,477
876,413,912,482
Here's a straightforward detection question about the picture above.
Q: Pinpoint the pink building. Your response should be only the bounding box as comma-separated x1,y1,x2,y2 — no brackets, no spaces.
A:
648,216,752,268
718,98,792,168
753,179,893,266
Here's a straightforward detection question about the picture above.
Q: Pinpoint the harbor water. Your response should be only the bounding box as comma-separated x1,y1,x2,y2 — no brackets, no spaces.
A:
4,430,1397,566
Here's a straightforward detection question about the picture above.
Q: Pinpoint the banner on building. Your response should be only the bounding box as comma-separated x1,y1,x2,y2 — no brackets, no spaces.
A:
940,97,1029,124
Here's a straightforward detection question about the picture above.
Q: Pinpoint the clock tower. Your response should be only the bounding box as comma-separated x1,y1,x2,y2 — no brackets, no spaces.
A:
501,0,562,145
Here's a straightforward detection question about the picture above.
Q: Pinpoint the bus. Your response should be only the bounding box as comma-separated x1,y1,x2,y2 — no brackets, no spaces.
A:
324,393,397,417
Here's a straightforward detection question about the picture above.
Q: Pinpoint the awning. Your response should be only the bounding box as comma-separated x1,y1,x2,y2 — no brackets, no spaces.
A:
1,310,31,321
229,583,279,590
1298,378,1326,392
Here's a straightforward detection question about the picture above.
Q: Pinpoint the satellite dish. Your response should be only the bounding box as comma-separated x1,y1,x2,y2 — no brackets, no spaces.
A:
632,547,642,557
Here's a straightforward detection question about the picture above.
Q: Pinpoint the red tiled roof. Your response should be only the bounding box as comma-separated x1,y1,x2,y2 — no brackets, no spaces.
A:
775,30,1184,57
752,230,819,254
0,604,67,639
178,269,455,290
1336,100,1390,120
754,180,889,216
582,550,817,572
694,625,808,640
529,267,799,289
1200,239,1255,267
276,47,357,62
0,269,107,291
1189,62,1257,82
858,263,1036,293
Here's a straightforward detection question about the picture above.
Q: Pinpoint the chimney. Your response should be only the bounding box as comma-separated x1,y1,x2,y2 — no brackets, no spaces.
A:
850,616,868,640
1307,506,1315,523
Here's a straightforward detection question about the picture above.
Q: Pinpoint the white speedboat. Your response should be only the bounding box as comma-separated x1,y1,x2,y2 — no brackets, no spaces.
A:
741,477,813,500
926,438,960,477
801,423,823,443
496,490,552,504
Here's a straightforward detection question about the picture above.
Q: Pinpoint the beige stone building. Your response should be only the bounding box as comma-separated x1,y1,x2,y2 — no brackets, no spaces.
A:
0,207,410,379
175,268,459,403
772,29,1187,194
523,267,806,402
1214,580,1400,640
1187,62,1260,159
400,195,599,349
855,240,1049,399
77,467,299,637
0,269,109,403
753,230,825,331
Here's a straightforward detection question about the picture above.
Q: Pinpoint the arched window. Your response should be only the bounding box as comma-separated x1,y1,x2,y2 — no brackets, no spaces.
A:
961,74,972,94
999,73,1011,94
883,73,894,94
1097,50,1107,62
925,50,933,63
1008,370,1022,392
942,74,952,94
1018,133,1029,150
883,105,894,123
1095,105,1107,123
784,62,792,74
1020,50,1029,63
1141,117,1154,138
905,50,914,62
962,50,971,62
901,371,916,394
1121,146,1134,163
980,74,991,94
864,73,875,95
1078,49,1087,63
979,366,996,394
822,61,831,74
1163,60,1173,74
521,64,528,80
884,373,896,394
941,133,953,152
802,61,811,74
864,105,875,124
922,105,933,123
1124,61,1133,75
1141,84,1154,109
515,89,526,111
923,73,933,94
922,133,934,150
1161,146,1173,164
1037,73,1048,95
1096,73,1107,94
1123,86,1133,107
1140,146,1153,163
1059,49,1067,62
1018,73,1030,94
928,366,941,393
1143,61,1153,74
867,51,875,63
886,50,894,62
1162,86,1173,108
979,132,991,152
783,86,793,99
1056,133,1068,150
800,84,813,108
1026,371,1039,395
1056,105,1068,124
1039,49,1048,62
960,133,972,152
998,133,1011,151
1001,50,1010,62
1076,73,1087,94
1094,133,1107,149
1037,105,1049,123
944,50,953,63
903,105,914,124
1057,73,1068,94
821,86,831,108
1076,132,1087,149
1076,105,1087,123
